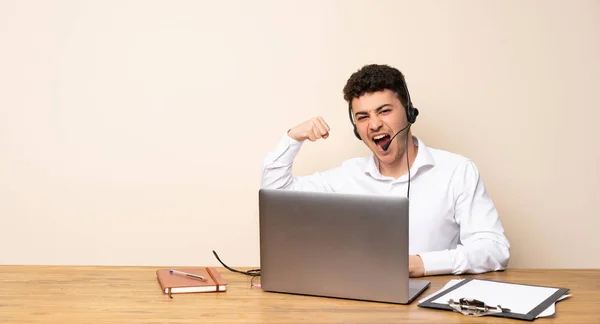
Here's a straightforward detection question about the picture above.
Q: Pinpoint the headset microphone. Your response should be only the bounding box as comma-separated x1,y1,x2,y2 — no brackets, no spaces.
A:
381,123,411,151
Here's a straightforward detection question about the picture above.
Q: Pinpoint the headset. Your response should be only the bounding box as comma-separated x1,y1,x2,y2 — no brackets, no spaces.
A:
348,79,419,140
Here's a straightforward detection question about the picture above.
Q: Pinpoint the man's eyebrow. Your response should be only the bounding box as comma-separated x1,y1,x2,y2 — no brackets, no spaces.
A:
354,104,392,117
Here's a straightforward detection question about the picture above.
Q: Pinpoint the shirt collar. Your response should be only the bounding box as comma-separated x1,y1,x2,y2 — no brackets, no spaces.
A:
364,136,436,180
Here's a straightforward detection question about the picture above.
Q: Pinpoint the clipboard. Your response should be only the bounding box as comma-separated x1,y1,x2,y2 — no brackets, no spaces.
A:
417,278,570,321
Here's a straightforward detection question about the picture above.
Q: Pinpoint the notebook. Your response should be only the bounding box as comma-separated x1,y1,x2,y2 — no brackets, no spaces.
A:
156,267,228,298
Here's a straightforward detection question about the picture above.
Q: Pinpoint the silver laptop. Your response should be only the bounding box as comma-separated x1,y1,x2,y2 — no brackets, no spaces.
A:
258,188,430,304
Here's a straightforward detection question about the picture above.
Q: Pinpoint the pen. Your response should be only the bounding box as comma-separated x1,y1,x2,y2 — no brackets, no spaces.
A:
169,269,207,281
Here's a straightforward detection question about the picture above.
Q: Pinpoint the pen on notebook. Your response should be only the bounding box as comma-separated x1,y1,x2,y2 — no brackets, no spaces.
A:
169,269,207,281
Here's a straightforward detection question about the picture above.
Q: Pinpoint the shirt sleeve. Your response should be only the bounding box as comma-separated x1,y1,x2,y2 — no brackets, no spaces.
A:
418,160,511,276
260,133,334,192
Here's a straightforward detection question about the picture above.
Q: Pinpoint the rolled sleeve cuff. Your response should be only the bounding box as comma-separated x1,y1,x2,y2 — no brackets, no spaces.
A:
418,250,455,276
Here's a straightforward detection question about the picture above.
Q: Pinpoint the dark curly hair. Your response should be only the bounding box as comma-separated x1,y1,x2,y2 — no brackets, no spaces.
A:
342,64,409,109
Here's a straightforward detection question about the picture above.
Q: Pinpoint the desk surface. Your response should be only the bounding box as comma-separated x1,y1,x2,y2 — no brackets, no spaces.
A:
0,266,598,323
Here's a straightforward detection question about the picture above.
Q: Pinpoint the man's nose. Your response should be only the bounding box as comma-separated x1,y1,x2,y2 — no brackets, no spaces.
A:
369,115,383,130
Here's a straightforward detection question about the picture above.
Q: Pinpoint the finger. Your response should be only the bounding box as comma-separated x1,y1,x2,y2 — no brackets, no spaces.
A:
317,116,330,132
316,118,329,134
314,118,329,138
312,124,322,140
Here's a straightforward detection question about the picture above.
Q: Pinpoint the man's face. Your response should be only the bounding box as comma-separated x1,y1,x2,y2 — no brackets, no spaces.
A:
351,89,408,164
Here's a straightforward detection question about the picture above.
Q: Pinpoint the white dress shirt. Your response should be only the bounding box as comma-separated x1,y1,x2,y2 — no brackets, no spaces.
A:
261,133,510,276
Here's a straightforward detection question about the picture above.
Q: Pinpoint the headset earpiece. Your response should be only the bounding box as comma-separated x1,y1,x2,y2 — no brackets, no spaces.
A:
403,77,419,124
407,105,419,124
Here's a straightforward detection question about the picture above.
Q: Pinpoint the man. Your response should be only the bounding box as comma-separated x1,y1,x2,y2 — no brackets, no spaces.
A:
261,64,510,277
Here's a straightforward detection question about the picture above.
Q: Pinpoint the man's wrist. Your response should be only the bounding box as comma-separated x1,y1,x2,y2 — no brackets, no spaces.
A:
409,254,425,277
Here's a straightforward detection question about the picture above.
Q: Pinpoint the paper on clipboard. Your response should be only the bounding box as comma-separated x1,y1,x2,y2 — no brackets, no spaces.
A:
419,279,571,318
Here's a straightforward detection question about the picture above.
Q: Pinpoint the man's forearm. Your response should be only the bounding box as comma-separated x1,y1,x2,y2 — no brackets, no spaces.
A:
418,239,510,276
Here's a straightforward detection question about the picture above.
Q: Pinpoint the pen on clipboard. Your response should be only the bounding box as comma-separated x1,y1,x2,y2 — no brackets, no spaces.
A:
169,269,207,281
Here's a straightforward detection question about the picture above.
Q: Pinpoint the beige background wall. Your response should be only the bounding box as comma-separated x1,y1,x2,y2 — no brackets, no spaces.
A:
1,0,598,268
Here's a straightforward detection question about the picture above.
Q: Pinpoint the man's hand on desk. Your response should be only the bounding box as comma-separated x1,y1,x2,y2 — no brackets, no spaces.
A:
409,255,425,277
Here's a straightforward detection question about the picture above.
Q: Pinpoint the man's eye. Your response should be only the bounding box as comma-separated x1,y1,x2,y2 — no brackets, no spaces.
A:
381,109,391,114
357,116,367,120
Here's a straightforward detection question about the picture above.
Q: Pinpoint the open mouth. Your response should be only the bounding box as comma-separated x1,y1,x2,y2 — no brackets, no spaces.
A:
372,134,391,150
